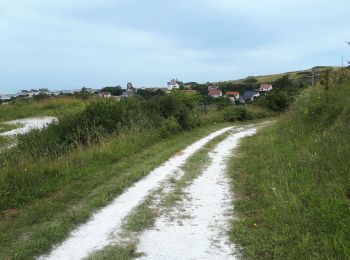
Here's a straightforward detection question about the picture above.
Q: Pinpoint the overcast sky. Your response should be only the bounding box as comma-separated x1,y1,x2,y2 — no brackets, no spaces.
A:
1,0,349,93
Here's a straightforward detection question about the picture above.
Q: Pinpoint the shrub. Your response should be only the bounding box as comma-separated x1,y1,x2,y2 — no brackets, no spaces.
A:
33,93,49,101
9,94,199,160
159,116,181,137
223,106,252,122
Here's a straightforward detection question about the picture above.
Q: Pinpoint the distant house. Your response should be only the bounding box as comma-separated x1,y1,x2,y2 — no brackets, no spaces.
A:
225,91,240,102
259,83,273,92
208,85,219,91
208,89,223,98
167,79,181,91
98,92,112,98
239,91,260,103
0,95,11,102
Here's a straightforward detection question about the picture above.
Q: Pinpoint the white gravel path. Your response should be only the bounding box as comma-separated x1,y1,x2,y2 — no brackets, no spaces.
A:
0,116,57,136
39,126,234,260
136,128,257,260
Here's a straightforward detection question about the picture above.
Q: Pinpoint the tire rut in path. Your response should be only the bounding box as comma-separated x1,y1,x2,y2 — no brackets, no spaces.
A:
136,128,257,259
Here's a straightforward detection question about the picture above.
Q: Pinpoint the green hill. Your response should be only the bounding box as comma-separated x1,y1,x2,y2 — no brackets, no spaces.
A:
224,66,341,85
229,69,350,258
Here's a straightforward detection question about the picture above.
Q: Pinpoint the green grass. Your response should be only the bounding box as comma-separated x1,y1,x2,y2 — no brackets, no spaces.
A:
228,66,342,84
0,96,87,121
0,121,232,259
229,76,350,259
0,136,11,148
87,243,138,260
0,123,19,134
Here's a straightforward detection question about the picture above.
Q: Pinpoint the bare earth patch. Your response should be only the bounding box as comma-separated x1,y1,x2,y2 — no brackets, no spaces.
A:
0,116,57,136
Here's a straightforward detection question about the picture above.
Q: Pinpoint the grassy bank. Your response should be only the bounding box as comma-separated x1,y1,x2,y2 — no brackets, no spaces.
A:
0,136,11,148
229,75,350,258
0,123,19,134
0,121,232,259
0,96,87,121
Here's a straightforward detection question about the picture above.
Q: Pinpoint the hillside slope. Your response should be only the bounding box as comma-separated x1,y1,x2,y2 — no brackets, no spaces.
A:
229,71,350,259
227,66,340,84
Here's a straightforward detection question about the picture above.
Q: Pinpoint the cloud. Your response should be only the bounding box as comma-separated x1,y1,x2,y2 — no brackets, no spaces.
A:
0,0,349,93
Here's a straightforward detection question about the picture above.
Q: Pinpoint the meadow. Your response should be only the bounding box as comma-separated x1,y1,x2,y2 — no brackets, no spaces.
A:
0,96,87,122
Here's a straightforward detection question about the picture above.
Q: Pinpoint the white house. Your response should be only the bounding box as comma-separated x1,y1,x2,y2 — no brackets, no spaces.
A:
98,92,112,98
208,89,223,98
225,91,240,102
259,83,273,92
167,79,181,91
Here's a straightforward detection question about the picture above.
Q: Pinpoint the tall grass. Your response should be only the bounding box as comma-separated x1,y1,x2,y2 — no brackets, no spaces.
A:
0,93,200,211
229,72,350,259
0,96,87,121
0,121,232,259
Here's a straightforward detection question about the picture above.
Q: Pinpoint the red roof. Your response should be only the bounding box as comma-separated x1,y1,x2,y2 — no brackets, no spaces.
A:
225,91,239,96
208,89,222,96
260,84,272,90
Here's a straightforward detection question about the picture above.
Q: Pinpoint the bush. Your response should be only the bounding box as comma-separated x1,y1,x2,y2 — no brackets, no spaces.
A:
33,93,49,101
223,106,252,122
9,94,199,160
159,116,181,136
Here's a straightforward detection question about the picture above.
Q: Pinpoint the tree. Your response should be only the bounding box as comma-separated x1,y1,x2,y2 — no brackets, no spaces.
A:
100,86,123,96
265,90,290,112
273,75,294,89
243,76,258,84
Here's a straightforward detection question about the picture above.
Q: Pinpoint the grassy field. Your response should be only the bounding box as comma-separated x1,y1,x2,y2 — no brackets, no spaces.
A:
229,74,350,258
0,136,11,148
227,66,341,84
0,121,233,259
0,96,87,121
0,123,19,134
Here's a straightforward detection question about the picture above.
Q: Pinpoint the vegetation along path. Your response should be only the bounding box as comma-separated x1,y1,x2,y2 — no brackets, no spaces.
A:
41,122,270,259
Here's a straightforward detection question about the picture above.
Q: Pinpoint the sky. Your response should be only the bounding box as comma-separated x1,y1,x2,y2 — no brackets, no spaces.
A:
0,0,350,93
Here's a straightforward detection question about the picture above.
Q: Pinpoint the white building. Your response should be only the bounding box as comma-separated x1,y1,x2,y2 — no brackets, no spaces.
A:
167,79,181,91
98,92,112,98
259,83,273,92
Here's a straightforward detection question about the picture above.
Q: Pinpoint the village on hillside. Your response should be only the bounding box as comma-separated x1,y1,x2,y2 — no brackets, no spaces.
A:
1,78,276,105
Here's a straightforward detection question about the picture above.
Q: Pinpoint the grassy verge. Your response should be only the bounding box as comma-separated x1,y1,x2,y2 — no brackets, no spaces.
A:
228,77,350,259
0,96,87,121
0,122,232,259
0,136,11,148
0,123,19,134
87,128,234,259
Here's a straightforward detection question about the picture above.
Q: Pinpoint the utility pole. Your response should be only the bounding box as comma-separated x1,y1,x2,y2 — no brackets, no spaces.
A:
312,68,315,87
